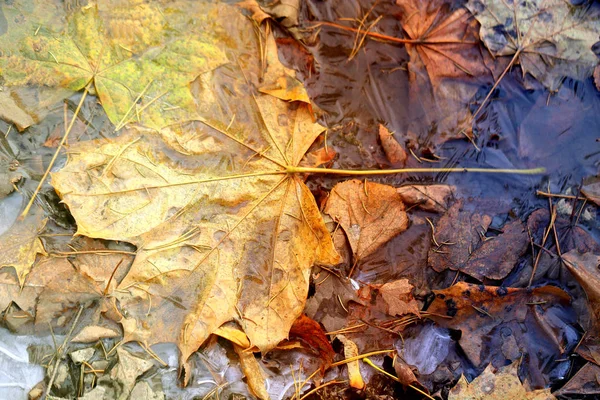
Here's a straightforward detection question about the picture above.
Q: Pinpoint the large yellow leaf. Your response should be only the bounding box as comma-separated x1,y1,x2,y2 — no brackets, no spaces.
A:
51,18,340,360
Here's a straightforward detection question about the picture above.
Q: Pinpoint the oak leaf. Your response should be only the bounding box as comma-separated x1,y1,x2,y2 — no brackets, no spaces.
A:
467,0,600,91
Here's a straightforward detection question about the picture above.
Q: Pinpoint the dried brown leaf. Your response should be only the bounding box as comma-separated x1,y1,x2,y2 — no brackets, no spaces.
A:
325,180,408,260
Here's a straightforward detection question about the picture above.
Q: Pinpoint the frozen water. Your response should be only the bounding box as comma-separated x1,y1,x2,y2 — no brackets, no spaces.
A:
398,323,450,375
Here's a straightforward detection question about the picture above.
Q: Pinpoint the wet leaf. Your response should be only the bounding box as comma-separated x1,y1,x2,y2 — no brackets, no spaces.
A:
449,361,555,400
581,179,600,207
395,0,490,146
466,0,600,91
234,344,269,400
396,0,487,85
428,201,528,280
562,251,600,322
336,334,365,390
51,9,340,359
1,2,227,130
427,282,572,367
324,180,408,261
396,184,454,213
378,124,407,166
258,30,311,105
0,208,47,285
288,314,335,372
555,362,600,397
379,279,421,318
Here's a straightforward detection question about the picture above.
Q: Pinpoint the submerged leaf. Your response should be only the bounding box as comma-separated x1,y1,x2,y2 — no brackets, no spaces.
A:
324,180,408,260
449,361,555,400
0,208,47,285
467,0,600,91
0,2,227,130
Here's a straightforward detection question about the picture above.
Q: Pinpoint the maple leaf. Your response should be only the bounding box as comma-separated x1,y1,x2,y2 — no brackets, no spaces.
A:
396,0,487,85
467,0,600,91
0,2,227,130
50,10,340,361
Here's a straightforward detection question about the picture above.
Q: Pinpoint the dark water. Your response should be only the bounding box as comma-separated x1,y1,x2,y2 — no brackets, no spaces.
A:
288,0,600,396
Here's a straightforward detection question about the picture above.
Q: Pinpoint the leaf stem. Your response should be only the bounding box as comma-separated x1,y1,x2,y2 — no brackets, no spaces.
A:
20,85,90,219
288,166,545,175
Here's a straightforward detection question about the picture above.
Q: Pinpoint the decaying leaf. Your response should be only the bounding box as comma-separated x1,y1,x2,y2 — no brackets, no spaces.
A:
324,180,408,260
396,0,487,85
336,334,365,390
393,357,420,388
428,201,528,280
449,361,555,400
234,344,269,400
378,124,407,166
581,179,600,207
397,184,454,213
427,282,572,367
467,0,600,91
562,251,600,322
555,362,600,397
258,29,311,105
395,0,490,146
0,208,47,285
0,2,227,130
288,314,335,372
379,279,421,318
51,3,340,361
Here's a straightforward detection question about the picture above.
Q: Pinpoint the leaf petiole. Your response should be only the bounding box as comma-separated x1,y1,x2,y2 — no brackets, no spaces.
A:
287,166,546,175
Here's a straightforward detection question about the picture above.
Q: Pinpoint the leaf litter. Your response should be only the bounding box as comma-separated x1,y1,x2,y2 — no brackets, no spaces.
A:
0,0,600,399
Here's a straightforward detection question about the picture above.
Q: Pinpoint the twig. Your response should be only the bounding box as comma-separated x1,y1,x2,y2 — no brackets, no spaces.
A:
45,306,84,399
20,85,90,219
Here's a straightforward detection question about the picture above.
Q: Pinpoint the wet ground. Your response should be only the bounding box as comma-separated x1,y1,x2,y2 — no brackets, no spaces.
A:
0,0,600,399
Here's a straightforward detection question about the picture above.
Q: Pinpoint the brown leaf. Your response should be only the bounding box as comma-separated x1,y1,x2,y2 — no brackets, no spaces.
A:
428,201,528,280
396,0,490,147
289,314,335,372
396,0,487,85
325,180,408,260
393,357,420,387
301,147,337,169
379,279,420,317
555,362,600,397
397,184,454,213
582,179,600,207
0,207,47,285
427,282,571,366
378,124,407,166
51,11,340,362
562,251,600,322
449,361,556,400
